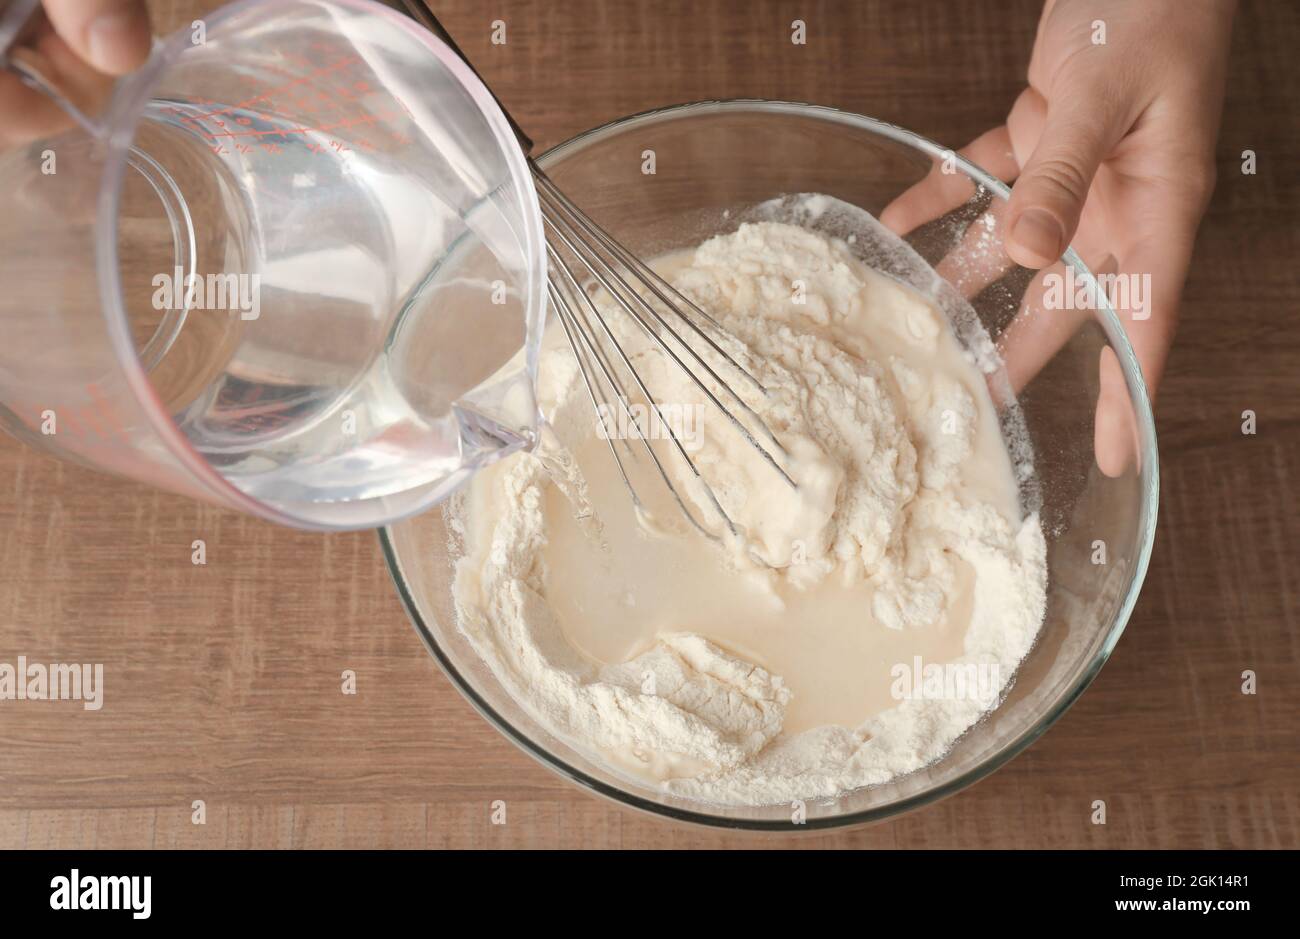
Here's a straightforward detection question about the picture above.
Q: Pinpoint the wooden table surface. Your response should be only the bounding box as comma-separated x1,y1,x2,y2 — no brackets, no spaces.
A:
1,0,1295,849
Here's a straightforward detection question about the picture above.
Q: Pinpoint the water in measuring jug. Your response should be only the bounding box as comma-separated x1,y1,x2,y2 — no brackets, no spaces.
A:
133,94,539,522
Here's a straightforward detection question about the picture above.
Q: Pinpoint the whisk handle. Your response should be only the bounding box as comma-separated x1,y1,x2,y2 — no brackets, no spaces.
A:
397,0,535,153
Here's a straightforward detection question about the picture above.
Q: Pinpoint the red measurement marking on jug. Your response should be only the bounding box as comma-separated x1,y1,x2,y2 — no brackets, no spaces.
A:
169,43,415,158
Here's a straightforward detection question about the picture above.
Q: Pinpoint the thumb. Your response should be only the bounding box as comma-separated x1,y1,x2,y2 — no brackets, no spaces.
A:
42,0,151,76
1005,95,1127,269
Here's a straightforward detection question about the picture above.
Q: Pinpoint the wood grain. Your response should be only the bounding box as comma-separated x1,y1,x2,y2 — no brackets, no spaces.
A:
0,0,1295,849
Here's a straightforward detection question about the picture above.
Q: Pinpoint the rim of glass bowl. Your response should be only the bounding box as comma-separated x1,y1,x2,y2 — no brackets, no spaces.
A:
378,99,1160,832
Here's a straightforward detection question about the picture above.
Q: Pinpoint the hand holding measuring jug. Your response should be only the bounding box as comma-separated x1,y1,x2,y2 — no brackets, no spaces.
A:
1,0,151,144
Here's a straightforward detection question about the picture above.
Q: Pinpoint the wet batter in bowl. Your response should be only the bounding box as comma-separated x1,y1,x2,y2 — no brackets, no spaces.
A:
449,199,1047,806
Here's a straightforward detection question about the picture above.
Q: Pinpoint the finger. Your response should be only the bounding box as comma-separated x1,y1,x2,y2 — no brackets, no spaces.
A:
0,23,115,145
884,96,1048,297
995,252,1117,408
1109,229,1193,397
1005,85,1046,175
916,95,1050,298
1095,346,1139,478
1094,210,1196,477
41,0,151,76
933,198,1014,299
1005,83,1130,269
935,158,1124,305
880,125,1020,237
0,71,72,144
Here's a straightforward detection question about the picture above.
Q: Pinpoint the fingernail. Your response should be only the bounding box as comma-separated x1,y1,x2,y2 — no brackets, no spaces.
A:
1009,208,1064,269
88,8,148,75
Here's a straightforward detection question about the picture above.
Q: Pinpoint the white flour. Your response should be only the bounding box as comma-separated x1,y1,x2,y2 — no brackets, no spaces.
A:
450,206,1047,807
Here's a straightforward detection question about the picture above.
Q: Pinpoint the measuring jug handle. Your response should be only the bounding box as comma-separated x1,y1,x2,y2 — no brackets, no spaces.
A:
395,0,535,153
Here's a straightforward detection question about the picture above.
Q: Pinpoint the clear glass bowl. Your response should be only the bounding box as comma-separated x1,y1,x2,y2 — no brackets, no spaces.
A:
380,101,1158,830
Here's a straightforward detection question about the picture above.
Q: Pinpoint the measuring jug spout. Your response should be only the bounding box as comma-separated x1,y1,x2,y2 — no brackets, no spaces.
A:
453,401,535,466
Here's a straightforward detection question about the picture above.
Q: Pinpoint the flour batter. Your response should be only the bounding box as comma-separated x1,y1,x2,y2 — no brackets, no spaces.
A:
449,201,1047,806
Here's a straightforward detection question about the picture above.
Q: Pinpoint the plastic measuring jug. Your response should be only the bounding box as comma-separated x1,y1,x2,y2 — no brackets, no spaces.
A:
0,0,547,529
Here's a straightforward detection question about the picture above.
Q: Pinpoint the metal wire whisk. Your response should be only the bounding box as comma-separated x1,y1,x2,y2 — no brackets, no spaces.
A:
402,1,796,537
534,168,796,538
